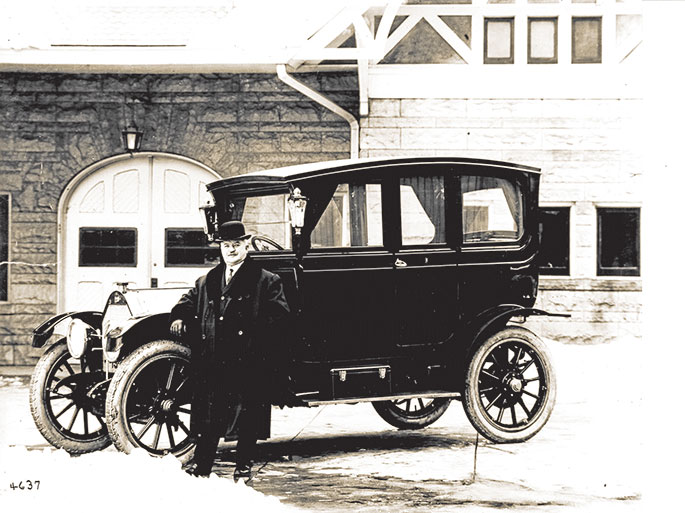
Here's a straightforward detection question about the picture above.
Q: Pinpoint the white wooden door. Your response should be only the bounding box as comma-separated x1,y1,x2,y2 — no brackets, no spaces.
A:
63,156,218,311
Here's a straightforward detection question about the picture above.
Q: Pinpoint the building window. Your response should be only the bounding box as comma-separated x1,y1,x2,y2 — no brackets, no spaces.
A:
484,18,514,64
597,208,640,276
0,194,8,301
310,183,383,248
461,176,523,243
539,207,570,275
79,228,137,267
400,175,446,246
572,17,602,63
165,229,220,267
528,17,558,64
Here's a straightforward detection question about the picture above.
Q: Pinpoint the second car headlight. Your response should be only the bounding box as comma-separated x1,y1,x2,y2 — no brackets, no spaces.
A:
66,318,91,358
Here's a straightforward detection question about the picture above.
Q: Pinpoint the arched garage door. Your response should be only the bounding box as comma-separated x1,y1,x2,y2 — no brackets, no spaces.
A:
61,155,220,311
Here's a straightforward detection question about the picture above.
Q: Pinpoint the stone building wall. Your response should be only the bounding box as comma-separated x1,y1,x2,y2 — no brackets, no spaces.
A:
0,72,358,367
361,97,642,344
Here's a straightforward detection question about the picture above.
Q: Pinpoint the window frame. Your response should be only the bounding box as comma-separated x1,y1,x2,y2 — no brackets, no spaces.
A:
78,227,138,268
459,174,526,248
596,206,640,277
572,16,602,64
484,17,515,64
0,193,10,303
164,227,221,268
539,205,571,276
398,174,449,249
306,180,387,252
528,17,558,64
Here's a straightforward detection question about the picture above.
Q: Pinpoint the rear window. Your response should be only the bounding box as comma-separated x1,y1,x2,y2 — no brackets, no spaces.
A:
461,176,523,243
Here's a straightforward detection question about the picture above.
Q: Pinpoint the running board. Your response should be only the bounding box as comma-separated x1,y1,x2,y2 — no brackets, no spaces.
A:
304,391,461,407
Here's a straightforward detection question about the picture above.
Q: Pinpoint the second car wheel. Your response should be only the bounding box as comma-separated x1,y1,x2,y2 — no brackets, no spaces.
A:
462,326,556,443
372,397,451,429
105,340,195,462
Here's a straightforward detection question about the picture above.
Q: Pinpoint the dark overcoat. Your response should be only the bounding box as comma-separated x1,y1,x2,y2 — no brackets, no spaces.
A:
169,257,290,436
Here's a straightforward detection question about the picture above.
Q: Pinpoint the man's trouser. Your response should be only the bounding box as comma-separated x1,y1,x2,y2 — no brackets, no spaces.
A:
192,400,261,474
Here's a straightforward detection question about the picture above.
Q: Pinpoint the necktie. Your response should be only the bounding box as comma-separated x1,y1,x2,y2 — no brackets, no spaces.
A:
225,268,233,286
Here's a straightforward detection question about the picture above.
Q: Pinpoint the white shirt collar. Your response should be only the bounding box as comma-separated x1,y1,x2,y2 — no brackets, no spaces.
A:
225,261,244,282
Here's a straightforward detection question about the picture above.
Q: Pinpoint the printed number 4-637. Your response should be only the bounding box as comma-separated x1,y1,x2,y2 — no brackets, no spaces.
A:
9,480,40,491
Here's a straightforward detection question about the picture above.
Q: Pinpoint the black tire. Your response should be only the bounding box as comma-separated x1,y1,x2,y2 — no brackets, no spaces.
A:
463,327,556,443
29,340,111,453
372,397,451,429
105,340,195,462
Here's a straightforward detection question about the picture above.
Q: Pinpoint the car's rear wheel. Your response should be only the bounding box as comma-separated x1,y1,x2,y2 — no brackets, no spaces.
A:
105,340,195,462
29,339,111,453
372,397,451,429
463,326,556,443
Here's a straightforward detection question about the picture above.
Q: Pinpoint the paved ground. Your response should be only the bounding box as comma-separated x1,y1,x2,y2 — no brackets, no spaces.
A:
0,340,653,511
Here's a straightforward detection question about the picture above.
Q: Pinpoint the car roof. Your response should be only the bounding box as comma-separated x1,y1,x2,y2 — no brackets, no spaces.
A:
207,156,541,194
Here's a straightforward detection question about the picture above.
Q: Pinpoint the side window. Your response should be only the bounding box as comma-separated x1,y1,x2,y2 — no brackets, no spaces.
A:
311,183,383,248
597,207,640,276
165,229,220,267
0,194,8,301
461,176,523,243
540,207,570,275
79,228,137,267
400,175,445,246
240,194,292,250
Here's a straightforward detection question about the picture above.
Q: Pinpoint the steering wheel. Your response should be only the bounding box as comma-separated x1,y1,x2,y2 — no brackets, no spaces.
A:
251,235,284,251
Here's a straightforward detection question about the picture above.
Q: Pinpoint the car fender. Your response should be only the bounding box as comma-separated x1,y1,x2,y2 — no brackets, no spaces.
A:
104,312,177,359
32,311,103,348
464,304,570,360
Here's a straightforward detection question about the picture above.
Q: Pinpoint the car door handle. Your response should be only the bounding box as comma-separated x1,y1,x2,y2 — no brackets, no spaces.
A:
395,259,407,268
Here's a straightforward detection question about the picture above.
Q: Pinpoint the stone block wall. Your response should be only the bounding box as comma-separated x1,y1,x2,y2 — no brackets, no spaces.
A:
0,72,358,367
362,97,642,343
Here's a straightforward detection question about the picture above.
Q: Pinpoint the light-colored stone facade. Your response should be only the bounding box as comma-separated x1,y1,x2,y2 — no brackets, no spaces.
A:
0,72,357,366
361,97,642,344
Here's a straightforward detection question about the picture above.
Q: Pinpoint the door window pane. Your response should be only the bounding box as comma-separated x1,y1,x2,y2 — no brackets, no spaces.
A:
400,175,446,246
597,208,640,276
239,194,292,250
0,195,8,301
528,18,557,63
79,228,137,267
484,18,514,64
165,229,220,267
540,207,570,275
311,183,383,248
462,176,523,243
572,17,602,63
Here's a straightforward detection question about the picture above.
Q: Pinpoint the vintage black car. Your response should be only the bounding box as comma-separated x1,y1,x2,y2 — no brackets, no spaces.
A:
29,156,566,460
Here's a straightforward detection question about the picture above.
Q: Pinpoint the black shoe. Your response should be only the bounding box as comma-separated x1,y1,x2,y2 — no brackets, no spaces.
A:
233,462,253,482
182,460,210,477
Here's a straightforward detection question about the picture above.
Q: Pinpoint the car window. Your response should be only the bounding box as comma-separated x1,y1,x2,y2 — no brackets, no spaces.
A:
400,175,445,246
310,183,383,248
461,176,523,243
240,193,292,249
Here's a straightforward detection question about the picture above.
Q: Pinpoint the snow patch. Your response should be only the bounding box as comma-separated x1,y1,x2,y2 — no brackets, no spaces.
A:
0,446,298,512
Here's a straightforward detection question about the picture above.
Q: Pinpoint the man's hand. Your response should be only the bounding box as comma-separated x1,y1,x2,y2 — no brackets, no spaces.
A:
170,319,185,337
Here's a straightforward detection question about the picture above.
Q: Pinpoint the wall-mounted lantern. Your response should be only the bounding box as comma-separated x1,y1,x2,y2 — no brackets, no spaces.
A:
121,125,143,154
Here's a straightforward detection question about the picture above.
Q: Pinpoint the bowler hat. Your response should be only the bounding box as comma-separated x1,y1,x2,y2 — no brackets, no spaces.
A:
216,221,251,241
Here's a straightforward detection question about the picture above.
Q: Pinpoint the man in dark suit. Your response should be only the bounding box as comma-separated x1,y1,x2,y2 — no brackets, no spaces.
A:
169,221,290,481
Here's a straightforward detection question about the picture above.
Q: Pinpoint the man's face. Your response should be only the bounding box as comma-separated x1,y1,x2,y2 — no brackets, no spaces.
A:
220,238,250,266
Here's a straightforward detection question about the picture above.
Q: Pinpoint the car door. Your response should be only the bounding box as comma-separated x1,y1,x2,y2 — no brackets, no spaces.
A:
393,169,459,349
298,180,396,363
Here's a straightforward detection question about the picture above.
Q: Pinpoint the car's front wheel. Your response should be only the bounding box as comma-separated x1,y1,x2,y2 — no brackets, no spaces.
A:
29,339,111,453
372,397,451,429
462,326,556,443
105,340,195,461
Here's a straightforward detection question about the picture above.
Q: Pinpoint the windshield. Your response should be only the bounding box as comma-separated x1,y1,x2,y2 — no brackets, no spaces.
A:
227,193,292,250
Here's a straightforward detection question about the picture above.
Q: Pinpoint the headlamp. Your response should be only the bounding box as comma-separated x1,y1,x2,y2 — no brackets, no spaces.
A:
66,318,91,358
